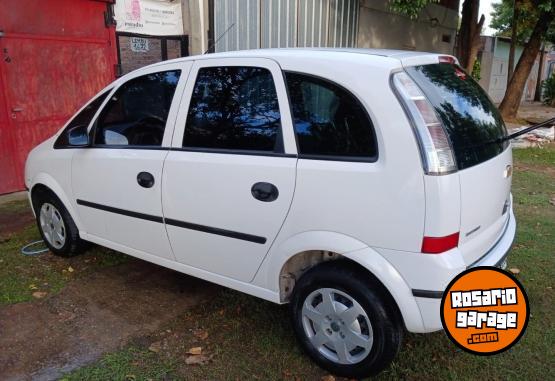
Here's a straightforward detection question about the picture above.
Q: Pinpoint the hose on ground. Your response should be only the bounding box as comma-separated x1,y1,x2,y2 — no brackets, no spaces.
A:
21,240,49,256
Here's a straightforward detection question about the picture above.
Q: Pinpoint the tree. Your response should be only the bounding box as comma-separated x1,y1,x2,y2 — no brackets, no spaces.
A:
389,0,440,19
493,0,555,119
491,0,551,41
390,0,485,72
456,0,485,72
507,0,520,85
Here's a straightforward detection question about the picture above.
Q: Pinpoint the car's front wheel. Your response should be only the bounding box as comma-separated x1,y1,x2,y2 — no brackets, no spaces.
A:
290,261,403,378
33,189,84,257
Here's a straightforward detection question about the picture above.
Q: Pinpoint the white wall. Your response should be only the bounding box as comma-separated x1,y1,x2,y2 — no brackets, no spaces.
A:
357,0,458,54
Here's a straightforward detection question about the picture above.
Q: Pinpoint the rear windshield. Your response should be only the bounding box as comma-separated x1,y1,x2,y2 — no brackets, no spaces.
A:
405,63,508,170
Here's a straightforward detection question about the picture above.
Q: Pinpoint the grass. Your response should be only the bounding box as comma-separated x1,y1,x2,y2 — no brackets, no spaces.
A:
0,200,128,305
2,145,554,380
59,347,177,381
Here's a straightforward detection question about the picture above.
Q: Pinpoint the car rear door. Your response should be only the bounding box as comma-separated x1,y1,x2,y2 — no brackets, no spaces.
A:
162,57,297,282
405,62,512,264
72,62,190,260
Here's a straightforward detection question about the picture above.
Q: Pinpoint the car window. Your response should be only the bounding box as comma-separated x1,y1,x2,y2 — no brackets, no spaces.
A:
54,91,110,148
94,70,181,147
183,66,282,152
285,72,377,159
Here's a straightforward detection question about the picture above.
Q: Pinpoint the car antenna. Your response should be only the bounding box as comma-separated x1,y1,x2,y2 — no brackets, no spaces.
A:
204,23,236,54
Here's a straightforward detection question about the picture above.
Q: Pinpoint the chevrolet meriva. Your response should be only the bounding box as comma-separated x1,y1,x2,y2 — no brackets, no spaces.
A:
25,49,515,378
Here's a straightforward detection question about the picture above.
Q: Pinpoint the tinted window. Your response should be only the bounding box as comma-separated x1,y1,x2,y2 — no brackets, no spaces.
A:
406,64,508,170
94,70,181,146
183,66,281,152
285,72,377,159
54,91,110,147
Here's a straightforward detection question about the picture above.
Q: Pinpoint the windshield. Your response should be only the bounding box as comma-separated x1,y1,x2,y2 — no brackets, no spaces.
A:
405,63,508,170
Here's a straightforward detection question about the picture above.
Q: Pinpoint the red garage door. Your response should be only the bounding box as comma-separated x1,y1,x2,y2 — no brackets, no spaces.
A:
0,0,117,194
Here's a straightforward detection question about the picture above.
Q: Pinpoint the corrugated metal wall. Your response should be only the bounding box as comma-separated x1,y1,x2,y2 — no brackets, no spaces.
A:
214,0,358,52
297,0,329,47
214,0,260,52
261,0,297,48
328,0,358,48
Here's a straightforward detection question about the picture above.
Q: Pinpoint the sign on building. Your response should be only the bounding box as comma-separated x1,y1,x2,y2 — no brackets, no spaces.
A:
114,0,183,36
130,37,149,52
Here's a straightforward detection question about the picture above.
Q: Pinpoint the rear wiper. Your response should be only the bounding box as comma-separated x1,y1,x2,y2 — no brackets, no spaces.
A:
464,117,555,150
503,116,555,142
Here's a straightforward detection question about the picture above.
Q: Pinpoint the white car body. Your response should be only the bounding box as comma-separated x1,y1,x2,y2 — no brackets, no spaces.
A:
25,49,515,336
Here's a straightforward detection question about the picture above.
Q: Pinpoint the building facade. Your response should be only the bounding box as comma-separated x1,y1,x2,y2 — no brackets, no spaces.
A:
478,36,549,104
184,0,460,55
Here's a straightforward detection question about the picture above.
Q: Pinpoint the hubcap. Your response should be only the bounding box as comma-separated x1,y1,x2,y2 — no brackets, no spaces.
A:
39,203,66,249
302,288,373,365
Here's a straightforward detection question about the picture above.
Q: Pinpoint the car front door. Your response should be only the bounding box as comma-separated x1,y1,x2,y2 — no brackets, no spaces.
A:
162,58,298,282
72,62,190,260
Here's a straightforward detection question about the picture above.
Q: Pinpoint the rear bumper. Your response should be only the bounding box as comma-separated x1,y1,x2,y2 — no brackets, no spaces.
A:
378,208,516,332
466,212,514,269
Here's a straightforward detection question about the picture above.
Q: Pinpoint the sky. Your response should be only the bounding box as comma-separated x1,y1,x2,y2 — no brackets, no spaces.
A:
461,0,499,36
481,0,499,36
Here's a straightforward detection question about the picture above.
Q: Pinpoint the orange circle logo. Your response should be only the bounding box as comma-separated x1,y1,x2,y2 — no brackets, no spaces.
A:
440,267,529,355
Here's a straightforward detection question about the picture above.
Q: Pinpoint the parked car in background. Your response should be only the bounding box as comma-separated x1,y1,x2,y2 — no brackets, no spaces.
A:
25,49,516,378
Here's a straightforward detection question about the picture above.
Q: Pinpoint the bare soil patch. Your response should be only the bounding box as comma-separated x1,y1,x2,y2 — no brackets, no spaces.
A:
0,260,219,381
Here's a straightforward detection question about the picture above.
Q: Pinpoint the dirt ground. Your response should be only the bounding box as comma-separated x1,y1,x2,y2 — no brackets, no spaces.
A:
0,197,219,381
0,193,34,239
0,261,219,381
517,102,555,124
506,102,555,131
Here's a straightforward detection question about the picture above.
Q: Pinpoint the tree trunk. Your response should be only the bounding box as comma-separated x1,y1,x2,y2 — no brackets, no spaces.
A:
499,10,554,120
534,45,545,102
455,0,484,72
467,14,485,73
507,0,519,85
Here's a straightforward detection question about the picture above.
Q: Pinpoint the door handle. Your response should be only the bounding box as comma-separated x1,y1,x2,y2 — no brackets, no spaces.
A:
137,171,155,188
251,182,279,202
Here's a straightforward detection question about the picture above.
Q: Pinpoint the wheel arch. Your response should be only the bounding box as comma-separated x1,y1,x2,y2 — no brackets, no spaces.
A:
30,173,83,231
255,231,425,332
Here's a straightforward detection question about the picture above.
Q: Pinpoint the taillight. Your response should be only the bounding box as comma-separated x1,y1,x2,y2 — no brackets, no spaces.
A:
392,71,457,175
422,233,459,254
438,55,458,64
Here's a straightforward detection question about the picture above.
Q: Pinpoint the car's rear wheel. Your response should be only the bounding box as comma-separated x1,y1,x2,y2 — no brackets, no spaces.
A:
33,189,84,257
291,261,403,378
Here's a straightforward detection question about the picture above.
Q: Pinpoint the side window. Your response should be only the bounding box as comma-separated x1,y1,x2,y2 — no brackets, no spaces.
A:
54,91,110,148
94,70,181,147
183,66,282,152
285,72,377,159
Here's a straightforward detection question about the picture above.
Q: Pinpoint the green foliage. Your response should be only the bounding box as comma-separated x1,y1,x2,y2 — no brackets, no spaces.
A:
471,59,481,81
541,74,555,106
490,0,555,44
389,0,439,19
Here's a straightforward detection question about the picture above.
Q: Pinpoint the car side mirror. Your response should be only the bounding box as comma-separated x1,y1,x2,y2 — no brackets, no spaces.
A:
67,124,91,147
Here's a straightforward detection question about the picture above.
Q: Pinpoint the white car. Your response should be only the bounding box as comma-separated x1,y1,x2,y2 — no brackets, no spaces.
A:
25,49,516,378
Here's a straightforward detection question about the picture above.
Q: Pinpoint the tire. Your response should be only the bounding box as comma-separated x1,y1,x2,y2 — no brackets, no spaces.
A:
290,261,403,378
33,189,84,257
